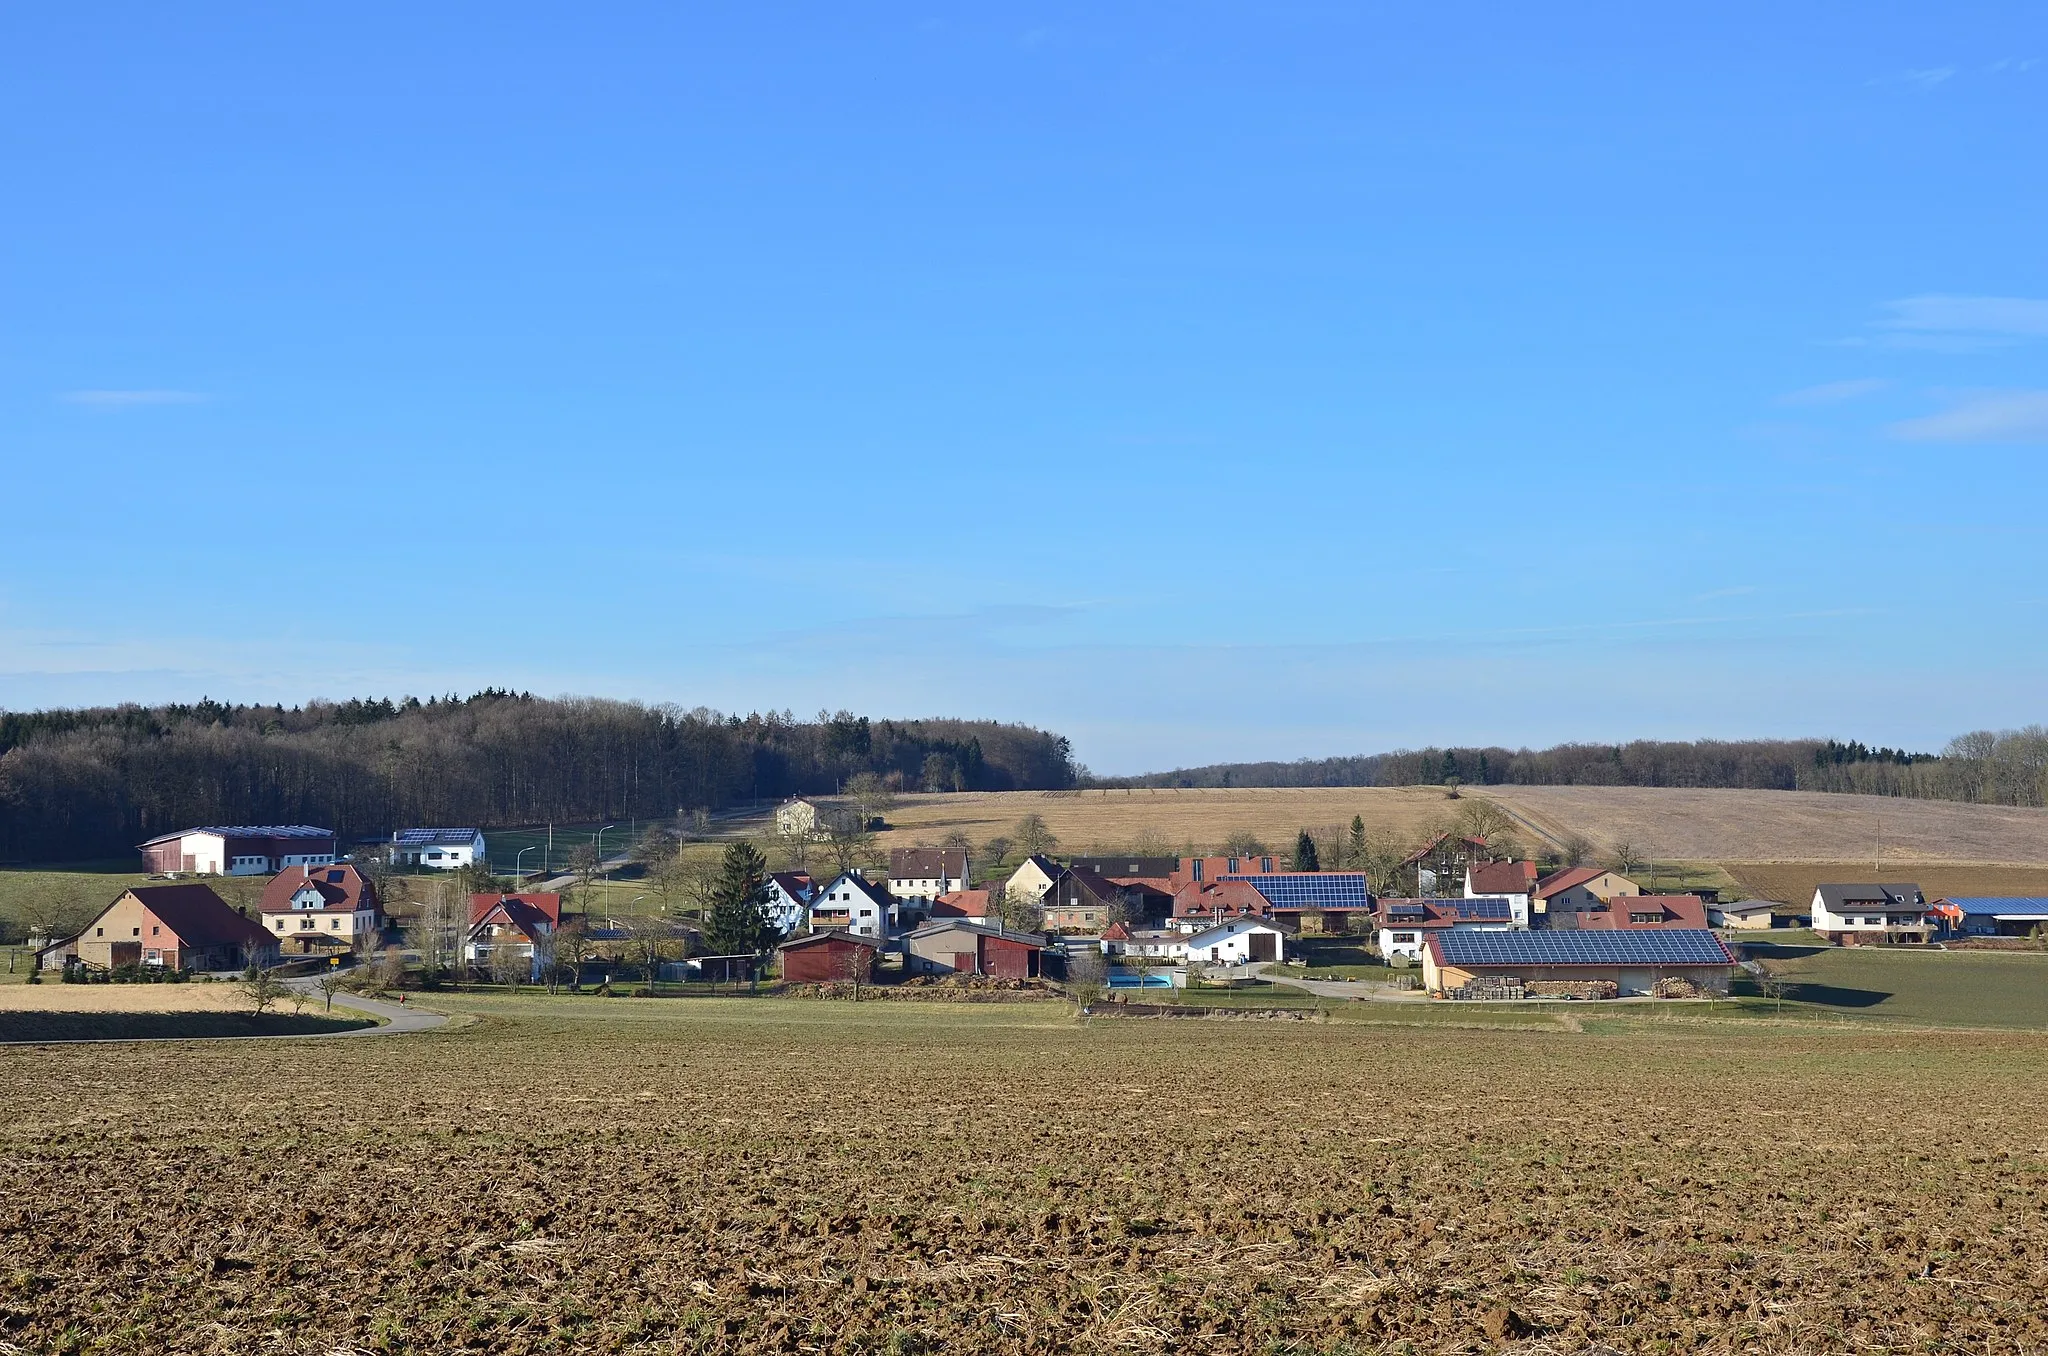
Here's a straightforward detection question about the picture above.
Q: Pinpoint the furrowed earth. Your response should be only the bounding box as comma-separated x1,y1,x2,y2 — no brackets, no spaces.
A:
4,997,2045,1354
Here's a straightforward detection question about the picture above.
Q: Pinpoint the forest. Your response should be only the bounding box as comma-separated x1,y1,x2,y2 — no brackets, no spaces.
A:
0,692,1076,862
1098,729,2048,809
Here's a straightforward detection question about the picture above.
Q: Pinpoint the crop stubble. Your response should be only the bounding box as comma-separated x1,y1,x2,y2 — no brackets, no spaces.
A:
3,1002,2045,1354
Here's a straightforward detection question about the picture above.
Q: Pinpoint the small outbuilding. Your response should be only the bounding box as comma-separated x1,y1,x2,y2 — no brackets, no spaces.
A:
1709,899,1783,930
902,920,1046,979
1184,916,1288,967
1423,929,1736,997
778,929,879,984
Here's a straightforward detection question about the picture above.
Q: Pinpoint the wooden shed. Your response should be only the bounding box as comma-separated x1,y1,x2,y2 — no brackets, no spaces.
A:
777,929,878,984
902,920,1045,979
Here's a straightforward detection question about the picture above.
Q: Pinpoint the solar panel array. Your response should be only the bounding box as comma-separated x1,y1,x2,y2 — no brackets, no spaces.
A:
394,828,482,846
1434,929,1732,967
1386,902,1429,918
1444,897,1513,921
196,825,335,839
1947,896,2048,915
1227,873,1370,909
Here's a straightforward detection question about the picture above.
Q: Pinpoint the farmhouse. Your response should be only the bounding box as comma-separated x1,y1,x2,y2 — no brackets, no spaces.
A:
258,864,382,953
1811,884,1929,945
888,848,969,905
1532,866,1641,923
774,798,827,839
1709,899,1783,930
1184,916,1287,967
391,828,486,870
1398,832,1488,896
1171,879,1271,930
1567,894,1710,931
1041,867,1127,934
1004,853,1063,904
1230,872,1374,935
902,920,1046,979
463,894,561,978
764,873,816,934
1932,896,2048,938
808,873,897,939
1465,860,1538,925
1374,897,1519,962
1423,929,1737,997
41,884,278,973
138,825,337,876
778,929,878,984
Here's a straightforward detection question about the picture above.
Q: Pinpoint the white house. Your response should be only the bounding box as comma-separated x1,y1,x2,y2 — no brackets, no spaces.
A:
1464,861,1536,928
1811,883,1929,944
808,872,898,939
463,896,559,979
1184,917,1286,967
775,798,827,839
1375,898,1520,962
1099,923,1187,960
888,848,969,903
392,828,487,870
1004,854,1062,905
765,872,817,935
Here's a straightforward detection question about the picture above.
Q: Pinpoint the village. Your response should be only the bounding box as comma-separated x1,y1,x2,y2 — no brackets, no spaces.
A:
27,803,2048,1009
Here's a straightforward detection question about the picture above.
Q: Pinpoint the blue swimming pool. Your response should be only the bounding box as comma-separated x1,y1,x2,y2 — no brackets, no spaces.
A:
1107,970,1176,989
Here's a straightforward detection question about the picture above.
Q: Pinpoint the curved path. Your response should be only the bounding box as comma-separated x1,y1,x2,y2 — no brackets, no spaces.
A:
283,978,449,1035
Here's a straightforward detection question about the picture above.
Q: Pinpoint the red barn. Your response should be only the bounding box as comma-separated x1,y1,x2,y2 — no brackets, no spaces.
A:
902,920,1045,979
778,929,878,984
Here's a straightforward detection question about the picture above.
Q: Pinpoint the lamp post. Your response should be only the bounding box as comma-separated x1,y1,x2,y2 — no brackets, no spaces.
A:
595,823,618,921
516,845,539,882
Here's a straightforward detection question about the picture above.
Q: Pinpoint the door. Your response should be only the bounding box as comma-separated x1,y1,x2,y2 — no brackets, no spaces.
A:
1248,932,1277,963
953,951,976,974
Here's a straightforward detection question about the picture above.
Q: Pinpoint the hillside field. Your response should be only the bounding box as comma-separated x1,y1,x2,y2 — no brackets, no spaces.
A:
875,785,2048,868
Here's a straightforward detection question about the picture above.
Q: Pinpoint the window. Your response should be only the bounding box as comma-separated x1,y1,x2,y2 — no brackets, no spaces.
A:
152,925,160,935
275,920,286,931
132,927,141,937
96,927,104,938
1392,932,1417,944
1261,857,1272,873
330,918,340,929
1227,857,1239,873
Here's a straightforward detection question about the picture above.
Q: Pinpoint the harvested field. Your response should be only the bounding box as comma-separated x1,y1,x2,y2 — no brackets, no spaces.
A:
0,982,252,1013
872,786,2048,868
5,997,2048,1354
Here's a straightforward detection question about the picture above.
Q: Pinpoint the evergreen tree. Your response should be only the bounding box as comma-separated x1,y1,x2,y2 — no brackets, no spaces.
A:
1347,815,1367,870
1293,829,1320,873
703,840,774,955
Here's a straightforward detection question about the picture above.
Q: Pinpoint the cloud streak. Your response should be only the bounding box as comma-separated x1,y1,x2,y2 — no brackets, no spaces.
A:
1890,390,2048,444
1881,295,2048,338
60,389,209,407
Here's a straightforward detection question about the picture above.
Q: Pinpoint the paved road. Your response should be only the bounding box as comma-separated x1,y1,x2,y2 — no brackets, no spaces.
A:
1253,964,1429,1003
284,978,449,1035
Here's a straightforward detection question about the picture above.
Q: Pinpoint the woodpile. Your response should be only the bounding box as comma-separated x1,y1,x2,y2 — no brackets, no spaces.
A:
1525,979,1619,1000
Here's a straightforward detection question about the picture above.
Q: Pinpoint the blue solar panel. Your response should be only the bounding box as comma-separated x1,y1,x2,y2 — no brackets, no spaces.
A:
1228,873,1370,909
1434,929,1732,967
1445,897,1512,921
1946,897,2048,916
394,828,481,846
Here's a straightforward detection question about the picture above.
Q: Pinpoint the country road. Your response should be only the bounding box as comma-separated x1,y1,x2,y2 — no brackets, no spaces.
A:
284,978,448,1035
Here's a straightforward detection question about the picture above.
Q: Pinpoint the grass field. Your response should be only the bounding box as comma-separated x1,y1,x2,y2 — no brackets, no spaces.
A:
1734,942,2048,1028
0,862,158,939
6,996,2046,1353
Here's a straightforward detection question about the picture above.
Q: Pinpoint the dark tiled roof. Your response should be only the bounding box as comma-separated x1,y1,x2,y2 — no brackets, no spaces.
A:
125,885,272,948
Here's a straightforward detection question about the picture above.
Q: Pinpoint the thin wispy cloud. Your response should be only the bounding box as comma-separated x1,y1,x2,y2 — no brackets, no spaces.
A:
1776,378,1886,406
1882,295,2048,337
60,389,209,407
1986,58,2040,74
1890,390,2048,444
1902,66,1955,89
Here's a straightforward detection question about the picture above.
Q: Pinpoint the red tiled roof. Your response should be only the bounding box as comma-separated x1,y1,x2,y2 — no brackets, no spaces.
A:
1533,866,1607,900
931,889,992,919
260,864,377,915
1468,860,1538,895
1575,894,1709,929
470,893,562,927
1170,879,1269,920
124,884,272,949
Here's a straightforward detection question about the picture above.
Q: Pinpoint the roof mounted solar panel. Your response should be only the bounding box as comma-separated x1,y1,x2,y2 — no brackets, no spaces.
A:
1434,929,1732,967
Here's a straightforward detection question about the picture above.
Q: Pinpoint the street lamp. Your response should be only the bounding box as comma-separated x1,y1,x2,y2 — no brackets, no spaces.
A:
595,824,618,921
516,845,539,882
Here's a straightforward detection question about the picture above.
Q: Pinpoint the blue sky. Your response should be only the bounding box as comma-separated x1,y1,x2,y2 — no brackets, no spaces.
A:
2,3,2045,775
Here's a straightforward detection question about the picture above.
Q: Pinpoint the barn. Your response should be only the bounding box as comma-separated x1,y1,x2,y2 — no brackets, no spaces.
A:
1423,929,1736,997
778,929,878,984
903,920,1045,979
42,884,279,973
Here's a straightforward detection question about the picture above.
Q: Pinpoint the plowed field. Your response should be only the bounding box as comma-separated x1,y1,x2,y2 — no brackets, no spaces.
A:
4,999,2046,1354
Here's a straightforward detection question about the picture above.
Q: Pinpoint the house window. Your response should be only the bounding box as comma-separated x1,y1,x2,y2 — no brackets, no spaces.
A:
96,927,104,937
133,928,141,937
275,920,286,930
1227,858,1239,873
151,925,160,935
1393,932,1417,944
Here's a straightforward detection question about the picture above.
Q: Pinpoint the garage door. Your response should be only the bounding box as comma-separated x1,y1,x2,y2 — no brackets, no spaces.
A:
1248,932,1277,962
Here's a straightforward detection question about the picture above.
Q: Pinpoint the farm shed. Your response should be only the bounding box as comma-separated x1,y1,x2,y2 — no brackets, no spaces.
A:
1423,929,1736,997
46,884,279,973
902,920,1045,979
778,929,878,984
138,824,337,876
1935,897,2048,938
1708,899,1783,930
1185,917,1288,967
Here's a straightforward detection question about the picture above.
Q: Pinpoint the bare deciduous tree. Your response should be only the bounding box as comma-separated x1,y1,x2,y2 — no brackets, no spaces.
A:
1013,813,1057,857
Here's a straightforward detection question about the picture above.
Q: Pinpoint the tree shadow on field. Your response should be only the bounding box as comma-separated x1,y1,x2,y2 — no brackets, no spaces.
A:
1786,981,1892,1009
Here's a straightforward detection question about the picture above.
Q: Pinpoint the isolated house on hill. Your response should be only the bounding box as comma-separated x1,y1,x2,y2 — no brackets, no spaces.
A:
42,884,278,973
259,864,383,953
391,828,487,870
774,798,827,839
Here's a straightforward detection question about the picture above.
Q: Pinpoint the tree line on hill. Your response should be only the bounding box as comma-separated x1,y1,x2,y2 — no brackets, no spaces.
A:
0,691,1077,863
1091,729,2048,809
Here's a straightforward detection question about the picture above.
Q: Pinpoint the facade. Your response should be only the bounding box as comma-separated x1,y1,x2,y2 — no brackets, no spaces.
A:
392,828,487,870
1934,896,2048,937
1184,917,1287,967
138,825,337,877
1423,928,1738,997
778,929,878,984
258,864,382,953
1041,867,1126,934
1465,861,1538,926
46,884,278,973
463,894,561,978
888,848,970,904
1811,884,1929,944
1170,854,1279,889
902,920,1045,979
764,873,816,935
808,873,897,939
775,798,826,839
1709,900,1783,930
1004,854,1063,904
1532,867,1641,923
1374,897,1520,962
1398,832,1489,897
1170,879,1271,930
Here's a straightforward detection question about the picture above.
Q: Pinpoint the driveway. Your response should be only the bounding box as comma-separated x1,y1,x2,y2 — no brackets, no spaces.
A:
1253,964,1428,1002
284,978,449,1035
